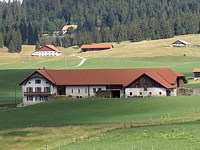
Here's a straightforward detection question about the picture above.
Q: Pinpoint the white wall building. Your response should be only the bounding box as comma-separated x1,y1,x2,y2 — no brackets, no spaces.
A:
31,45,61,57
170,40,191,47
20,68,187,105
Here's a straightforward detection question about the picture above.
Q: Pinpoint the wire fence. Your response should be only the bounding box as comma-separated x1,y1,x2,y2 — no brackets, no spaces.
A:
34,114,200,150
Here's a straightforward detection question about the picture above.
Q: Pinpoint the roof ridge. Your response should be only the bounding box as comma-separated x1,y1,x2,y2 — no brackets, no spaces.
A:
44,70,56,84
155,71,171,84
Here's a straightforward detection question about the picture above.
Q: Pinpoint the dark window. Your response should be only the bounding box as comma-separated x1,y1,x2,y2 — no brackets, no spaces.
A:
130,92,132,96
35,80,41,84
144,84,147,91
26,96,33,101
28,82,31,84
44,87,50,92
159,92,162,95
98,88,102,91
71,89,73,93
46,82,48,84
26,87,33,92
149,92,152,96
140,92,142,95
85,89,87,93
93,88,96,93
78,89,80,93
35,87,41,92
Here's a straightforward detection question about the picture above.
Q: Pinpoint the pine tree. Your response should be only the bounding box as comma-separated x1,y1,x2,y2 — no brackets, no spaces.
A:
8,40,15,53
0,32,3,48
35,41,40,50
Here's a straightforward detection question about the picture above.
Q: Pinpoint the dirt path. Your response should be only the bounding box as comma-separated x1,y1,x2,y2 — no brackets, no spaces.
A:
72,54,87,68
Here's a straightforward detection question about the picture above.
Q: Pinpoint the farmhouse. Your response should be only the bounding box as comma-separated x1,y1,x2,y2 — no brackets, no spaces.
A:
81,44,114,52
193,68,200,80
20,68,186,105
170,40,191,47
62,25,78,35
31,45,61,56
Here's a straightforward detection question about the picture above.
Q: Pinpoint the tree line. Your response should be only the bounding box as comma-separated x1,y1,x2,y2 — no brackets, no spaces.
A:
0,0,200,52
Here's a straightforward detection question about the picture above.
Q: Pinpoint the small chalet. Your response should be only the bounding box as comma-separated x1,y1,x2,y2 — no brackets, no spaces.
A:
62,25,77,35
193,68,200,80
81,44,114,52
170,40,191,47
20,68,186,105
31,45,61,57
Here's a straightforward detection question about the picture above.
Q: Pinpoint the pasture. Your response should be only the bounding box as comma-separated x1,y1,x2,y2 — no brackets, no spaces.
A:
65,122,200,150
0,96,200,149
1,34,200,149
0,96,200,128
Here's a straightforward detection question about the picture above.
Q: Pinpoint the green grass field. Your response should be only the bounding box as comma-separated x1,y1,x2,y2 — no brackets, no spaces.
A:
0,96,200,149
1,34,200,149
0,96,200,128
65,122,200,150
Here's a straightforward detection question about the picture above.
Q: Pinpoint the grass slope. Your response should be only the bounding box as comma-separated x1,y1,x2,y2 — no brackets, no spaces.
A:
65,122,200,150
0,96,200,128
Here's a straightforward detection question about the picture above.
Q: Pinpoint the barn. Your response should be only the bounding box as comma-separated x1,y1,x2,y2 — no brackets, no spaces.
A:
31,45,61,56
193,68,200,80
170,40,191,47
81,44,114,52
20,68,187,105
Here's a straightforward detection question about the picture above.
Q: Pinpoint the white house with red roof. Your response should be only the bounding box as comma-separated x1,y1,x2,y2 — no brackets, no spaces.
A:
31,45,61,56
20,68,187,105
62,25,78,34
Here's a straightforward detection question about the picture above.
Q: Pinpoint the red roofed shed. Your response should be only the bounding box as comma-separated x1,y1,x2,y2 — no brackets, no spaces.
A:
81,44,114,52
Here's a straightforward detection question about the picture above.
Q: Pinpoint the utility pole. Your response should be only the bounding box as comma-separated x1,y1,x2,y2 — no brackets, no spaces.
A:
64,53,67,69
15,84,16,106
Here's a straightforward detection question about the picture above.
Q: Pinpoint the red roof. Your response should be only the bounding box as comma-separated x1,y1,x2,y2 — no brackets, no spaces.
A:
33,45,61,53
20,68,186,89
81,44,114,49
193,68,200,73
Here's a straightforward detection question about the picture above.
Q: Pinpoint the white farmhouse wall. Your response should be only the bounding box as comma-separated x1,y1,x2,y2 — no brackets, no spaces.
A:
125,88,167,97
66,85,106,98
22,77,54,105
32,51,61,56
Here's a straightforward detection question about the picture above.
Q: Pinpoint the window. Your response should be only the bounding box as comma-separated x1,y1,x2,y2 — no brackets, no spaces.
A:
78,89,80,93
26,96,33,101
35,80,41,84
71,89,73,93
159,92,162,95
93,88,96,93
26,87,33,92
28,82,31,84
149,92,152,96
98,88,102,91
35,87,41,92
130,92,132,96
144,85,147,91
46,82,49,84
140,92,142,95
85,89,87,93
35,96,39,101
44,87,50,93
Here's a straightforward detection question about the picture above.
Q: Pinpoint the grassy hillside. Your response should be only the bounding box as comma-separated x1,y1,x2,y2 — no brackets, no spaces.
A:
0,34,200,102
0,96,200,128
65,122,200,150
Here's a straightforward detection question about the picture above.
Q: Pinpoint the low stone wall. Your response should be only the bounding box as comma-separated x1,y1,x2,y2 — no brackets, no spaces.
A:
177,88,200,96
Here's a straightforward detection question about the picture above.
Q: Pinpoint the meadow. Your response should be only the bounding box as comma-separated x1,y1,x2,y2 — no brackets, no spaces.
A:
0,96,200,149
65,122,200,150
1,34,200,149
